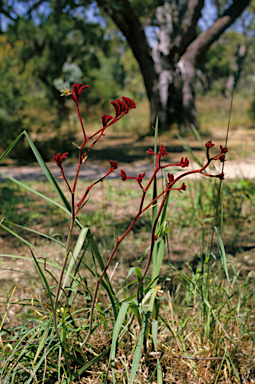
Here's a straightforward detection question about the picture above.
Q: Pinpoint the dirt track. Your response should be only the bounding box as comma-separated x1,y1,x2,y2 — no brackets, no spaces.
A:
0,159,255,182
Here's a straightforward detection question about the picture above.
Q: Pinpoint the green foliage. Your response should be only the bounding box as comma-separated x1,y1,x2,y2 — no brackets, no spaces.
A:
0,8,132,153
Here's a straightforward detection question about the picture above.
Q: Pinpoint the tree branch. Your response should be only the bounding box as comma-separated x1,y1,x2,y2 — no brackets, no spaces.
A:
181,0,252,65
170,0,204,57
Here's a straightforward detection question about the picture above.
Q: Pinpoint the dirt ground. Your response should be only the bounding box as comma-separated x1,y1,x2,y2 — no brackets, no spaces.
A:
1,124,255,182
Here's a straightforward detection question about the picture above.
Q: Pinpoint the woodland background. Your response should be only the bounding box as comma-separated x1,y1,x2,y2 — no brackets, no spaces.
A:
0,0,255,161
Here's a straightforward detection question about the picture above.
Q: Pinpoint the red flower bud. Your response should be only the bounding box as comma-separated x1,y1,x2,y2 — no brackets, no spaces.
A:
102,114,113,127
180,157,189,168
147,148,156,155
205,140,215,148
137,172,146,183
168,173,174,183
72,83,89,101
220,145,228,154
122,97,136,110
218,154,226,162
120,169,127,181
110,96,136,118
109,160,118,171
159,144,168,157
53,152,68,167
110,100,122,117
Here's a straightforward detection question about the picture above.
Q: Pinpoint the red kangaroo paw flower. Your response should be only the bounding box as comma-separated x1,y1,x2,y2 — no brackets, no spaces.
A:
180,157,189,168
218,154,226,162
72,83,89,101
102,114,113,127
159,144,168,157
122,97,136,110
111,100,122,117
137,172,146,183
205,140,215,148
53,152,68,167
77,84,90,97
110,96,136,118
168,173,174,183
109,160,118,171
147,148,156,155
116,98,128,114
220,145,228,153
60,83,89,104
120,169,127,181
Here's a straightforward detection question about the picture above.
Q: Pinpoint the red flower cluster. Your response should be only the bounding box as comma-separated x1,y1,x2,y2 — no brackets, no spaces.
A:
53,152,68,167
120,169,146,185
61,83,89,104
159,145,168,157
167,182,186,192
120,169,127,181
109,160,118,171
180,157,189,168
205,140,215,148
101,97,136,127
168,173,174,183
110,97,136,118
220,145,228,153
146,148,156,156
147,145,169,158
102,114,114,127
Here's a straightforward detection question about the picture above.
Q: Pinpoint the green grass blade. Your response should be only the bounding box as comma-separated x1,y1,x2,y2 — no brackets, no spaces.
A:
214,350,226,384
0,222,50,256
129,311,151,384
23,132,71,210
31,250,55,311
61,346,111,384
3,220,65,247
33,314,53,364
108,301,129,383
0,131,24,162
152,319,163,384
27,342,57,384
89,230,118,318
0,325,45,383
191,124,205,150
62,227,89,291
214,226,230,283
152,237,165,284
58,345,62,383
0,254,74,277
118,267,136,291
0,170,72,218
226,353,241,383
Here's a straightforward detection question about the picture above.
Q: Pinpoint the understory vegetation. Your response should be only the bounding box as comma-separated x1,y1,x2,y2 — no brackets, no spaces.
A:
0,83,255,383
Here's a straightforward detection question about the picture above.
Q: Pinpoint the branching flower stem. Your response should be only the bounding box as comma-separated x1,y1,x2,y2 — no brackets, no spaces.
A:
53,84,227,355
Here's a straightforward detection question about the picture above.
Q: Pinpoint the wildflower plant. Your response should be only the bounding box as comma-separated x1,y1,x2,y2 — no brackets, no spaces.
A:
51,84,228,345
2,81,245,384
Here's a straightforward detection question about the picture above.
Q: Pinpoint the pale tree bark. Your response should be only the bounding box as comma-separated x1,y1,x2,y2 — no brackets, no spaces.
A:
96,0,251,131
